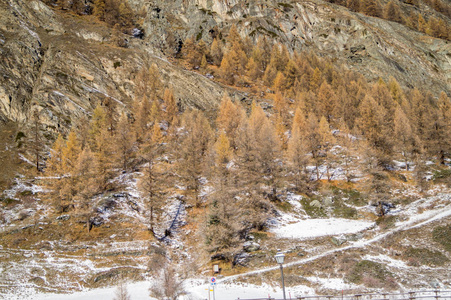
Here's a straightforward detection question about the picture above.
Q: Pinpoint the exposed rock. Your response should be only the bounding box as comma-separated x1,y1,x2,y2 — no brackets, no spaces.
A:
233,252,251,266
56,215,70,221
0,0,449,136
310,200,322,208
243,241,260,252
331,235,347,246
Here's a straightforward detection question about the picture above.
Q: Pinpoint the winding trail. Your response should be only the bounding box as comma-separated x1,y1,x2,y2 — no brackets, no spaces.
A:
218,194,451,283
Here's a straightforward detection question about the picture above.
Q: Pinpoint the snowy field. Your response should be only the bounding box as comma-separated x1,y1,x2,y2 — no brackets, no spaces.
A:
271,218,374,239
14,280,315,300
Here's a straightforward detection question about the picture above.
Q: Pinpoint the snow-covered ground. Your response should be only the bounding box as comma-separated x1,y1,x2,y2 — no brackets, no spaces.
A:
271,218,374,239
16,279,315,300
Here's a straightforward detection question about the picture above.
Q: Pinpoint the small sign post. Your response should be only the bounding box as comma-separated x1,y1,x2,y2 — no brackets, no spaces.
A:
210,277,217,300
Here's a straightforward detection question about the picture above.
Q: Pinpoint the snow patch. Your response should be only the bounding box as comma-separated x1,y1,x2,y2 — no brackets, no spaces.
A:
271,218,374,239
306,276,361,290
363,254,409,269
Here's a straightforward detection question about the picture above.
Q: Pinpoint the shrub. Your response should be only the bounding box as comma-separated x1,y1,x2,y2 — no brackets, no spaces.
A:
404,247,449,266
432,225,451,252
347,260,398,289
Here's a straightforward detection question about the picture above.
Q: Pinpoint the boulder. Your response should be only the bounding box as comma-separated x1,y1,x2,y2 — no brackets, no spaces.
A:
243,241,260,252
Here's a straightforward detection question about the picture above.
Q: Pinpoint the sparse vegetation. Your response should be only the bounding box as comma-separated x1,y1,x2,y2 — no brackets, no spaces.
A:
432,224,451,252
404,247,449,266
347,260,398,289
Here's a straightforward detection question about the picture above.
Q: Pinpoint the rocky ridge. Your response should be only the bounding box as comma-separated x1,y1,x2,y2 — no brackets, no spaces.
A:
0,0,450,132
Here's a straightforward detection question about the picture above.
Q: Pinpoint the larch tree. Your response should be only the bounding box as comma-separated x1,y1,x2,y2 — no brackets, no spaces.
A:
88,105,115,189
362,0,381,17
163,87,177,127
246,57,260,81
310,67,322,91
58,130,81,211
433,92,451,164
139,124,166,236
262,58,278,87
318,116,335,181
357,94,391,166
216,95,246,149
305,112,322,180
239,103,282,200
347,0,360,12
73,114,90,150
74,147,99,233
210,38,223,66
205,132,243,261
45,134,67,211
273,72,286,92
256,36,272,72
219,50,238,85
88,104,107,152
177,110,213,207
287,109,309,191
93,0,106,21
393,106,419,170
273,91,288,119
384,1,402,22
46,134,65,176
284,59,300,94
337,123,357,182
418,14,428,33
103,97,119,136
114,113,136,172
317,81,337,123
30,109,43,172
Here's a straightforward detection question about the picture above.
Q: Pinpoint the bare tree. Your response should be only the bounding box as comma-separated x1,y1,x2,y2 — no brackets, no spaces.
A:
113,278,131,300
149,265,186,300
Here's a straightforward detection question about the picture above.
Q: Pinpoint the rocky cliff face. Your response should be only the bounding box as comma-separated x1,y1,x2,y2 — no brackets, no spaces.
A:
140,0,450,91
0,0,450,131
